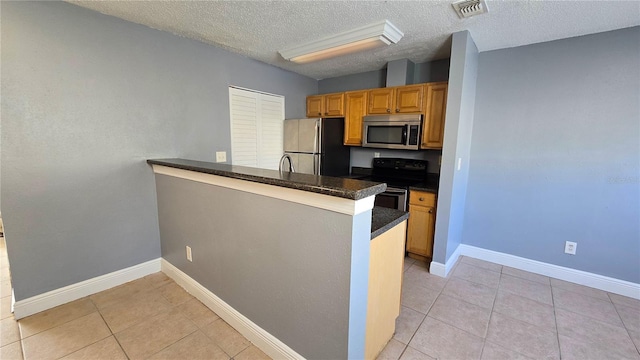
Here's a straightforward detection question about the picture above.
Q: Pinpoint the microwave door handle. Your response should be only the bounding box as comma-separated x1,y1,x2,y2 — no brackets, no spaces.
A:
402,125,408,145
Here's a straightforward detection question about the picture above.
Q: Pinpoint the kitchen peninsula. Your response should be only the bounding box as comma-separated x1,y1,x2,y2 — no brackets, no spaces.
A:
147,158,408,359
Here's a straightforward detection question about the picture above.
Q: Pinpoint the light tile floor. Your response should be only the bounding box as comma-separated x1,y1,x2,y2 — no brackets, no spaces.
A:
0,237,270,360
2,233,639,360
380,256,640,360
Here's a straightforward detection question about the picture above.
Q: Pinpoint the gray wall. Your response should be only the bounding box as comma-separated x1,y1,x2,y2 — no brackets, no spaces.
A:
155,174,370,359
433,31,479,265
1,1,317,300
318,69,387,93
462,27,640,282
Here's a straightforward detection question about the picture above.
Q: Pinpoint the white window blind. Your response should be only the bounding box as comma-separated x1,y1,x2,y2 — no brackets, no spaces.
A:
229,87,284,170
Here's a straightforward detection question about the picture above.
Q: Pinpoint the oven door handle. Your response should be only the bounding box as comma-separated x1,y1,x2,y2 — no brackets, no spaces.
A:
383,190,407,195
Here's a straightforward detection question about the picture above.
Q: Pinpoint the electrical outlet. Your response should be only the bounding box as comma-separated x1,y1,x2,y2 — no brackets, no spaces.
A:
216,151,226,163
564,241,577,255
186,246,193,262
374,152,380,158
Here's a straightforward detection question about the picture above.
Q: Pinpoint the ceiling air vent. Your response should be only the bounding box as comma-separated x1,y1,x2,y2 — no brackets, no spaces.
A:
452,0,489,18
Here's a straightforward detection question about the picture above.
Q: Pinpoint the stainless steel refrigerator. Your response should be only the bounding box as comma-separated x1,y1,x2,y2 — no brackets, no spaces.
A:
282,118,350,176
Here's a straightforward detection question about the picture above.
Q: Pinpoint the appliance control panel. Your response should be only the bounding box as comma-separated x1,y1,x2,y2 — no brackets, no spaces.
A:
372,158,428,171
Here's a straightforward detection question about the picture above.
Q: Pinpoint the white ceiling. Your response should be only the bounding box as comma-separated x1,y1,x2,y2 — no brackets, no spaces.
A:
68,1,640,80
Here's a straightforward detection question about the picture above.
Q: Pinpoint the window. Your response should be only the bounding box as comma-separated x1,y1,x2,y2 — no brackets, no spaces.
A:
229,87,285,170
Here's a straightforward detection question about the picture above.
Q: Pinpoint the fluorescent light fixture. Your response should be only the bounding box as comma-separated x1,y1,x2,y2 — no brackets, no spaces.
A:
279,20,404,64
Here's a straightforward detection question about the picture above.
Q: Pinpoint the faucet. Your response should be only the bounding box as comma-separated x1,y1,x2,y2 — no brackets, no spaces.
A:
279,154,295,173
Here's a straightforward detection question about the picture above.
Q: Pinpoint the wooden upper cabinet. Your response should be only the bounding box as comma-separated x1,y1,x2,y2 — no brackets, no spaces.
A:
306,95,323,118
343,91,368,146
368,88,395,114
421,82,448,149
324,93,345,117
395,85,424,113
306,93,344,118
368,85,424,114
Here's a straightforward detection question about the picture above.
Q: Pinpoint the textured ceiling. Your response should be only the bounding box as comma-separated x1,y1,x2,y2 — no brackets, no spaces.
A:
68,1,640,80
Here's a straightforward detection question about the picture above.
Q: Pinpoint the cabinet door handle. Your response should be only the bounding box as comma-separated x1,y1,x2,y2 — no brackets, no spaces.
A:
419,197,425,201
396,108,400,112
428,208,434,213
318,112,322,116
386,108,391,113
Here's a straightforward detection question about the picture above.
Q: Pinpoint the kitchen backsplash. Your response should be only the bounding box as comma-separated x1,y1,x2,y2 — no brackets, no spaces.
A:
350,147,442,173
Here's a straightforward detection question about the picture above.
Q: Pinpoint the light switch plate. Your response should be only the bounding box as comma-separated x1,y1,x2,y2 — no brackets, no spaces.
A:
216,151,227,163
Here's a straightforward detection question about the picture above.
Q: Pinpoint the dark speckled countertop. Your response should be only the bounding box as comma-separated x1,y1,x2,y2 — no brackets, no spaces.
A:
147,158,386,200
370,207,409,239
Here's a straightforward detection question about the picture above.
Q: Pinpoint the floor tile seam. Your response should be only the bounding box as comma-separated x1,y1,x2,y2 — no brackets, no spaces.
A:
496,287,556,309
424,314,486,342
393,341,409,360
499,268,551,286
491,307,557,333
17,302,101,340
500,272,553,291
450,274,499,290
50,332,113,360
459,258,503,273
402,283,444,315
401,304,430,350
481,339,534,360
550,283,612,303
142,326,200,360
608,295,640,352
556,330,640,359
199,319,251,358
552,301,627,328
402,279,447,294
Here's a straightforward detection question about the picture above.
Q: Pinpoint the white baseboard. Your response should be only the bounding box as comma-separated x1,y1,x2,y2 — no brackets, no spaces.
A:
161,259,304,360
13,258,161,319
458,244,640,300
429,244,462,278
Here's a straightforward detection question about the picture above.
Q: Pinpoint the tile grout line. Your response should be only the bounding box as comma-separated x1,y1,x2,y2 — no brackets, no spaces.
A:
550,282,563,359
606,292,640,356
95,308,130,360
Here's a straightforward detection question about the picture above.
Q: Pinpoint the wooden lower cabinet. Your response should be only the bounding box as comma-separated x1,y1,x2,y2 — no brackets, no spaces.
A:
343,90,368,145
366,221,406,359
407,191,436,258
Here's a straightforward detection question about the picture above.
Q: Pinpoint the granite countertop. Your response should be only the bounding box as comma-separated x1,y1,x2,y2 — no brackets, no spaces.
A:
409,182,439,193
147,158,386,200
370,207,409,239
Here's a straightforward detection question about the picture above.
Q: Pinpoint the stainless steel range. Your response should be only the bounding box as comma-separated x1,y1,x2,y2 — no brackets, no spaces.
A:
366,158,430,211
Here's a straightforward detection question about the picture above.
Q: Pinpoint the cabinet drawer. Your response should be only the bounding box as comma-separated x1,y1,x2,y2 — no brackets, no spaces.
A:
409,191,436,206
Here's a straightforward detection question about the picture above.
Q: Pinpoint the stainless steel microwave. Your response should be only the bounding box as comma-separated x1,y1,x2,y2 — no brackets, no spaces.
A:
362,114,422,150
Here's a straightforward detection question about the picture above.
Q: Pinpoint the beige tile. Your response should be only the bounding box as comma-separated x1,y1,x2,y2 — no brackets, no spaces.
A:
493,290,556,331
609,293,640,311
89,278,153,310
175,298,219,329
460,256,502,273
60,336,127,360
399,346,435,360
481,341,533,360
394,306,425,344
412,259,428,269
499,273,553,305
427,294,491,338
615,303,640,332
486,312,559,360
1,296,11,320
552,287,623,326
0,340,22,360
377,339,406,360
115,309,197,360
148,331,229,360
401,283,440,314
158,282,193,306
144,272,173,289
452,262,500,288
558,334,640,360
1,317,20,347
404,257,416,272
403,266,447,291
555,308,637,359
234,345,271,360
441,277,497,309
22,312,110,360
0,281,11,299
18,298,97,338
201,318,250,357
550,278,610,301
502,266,550,285
629,330,640,352
409,317,484,360
100,288,172,333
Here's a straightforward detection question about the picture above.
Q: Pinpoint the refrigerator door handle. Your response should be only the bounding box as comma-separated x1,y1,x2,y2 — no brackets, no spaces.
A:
314,120,320,154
